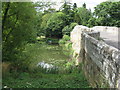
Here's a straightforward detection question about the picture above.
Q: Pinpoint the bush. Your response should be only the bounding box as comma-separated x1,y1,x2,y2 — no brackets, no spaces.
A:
63,35,70,41
59,35,74,57
59,39,66,44
59,35,70,45
65,42,72,50
62,23,78,36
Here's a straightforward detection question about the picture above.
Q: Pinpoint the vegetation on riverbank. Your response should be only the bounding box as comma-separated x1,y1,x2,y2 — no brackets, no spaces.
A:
2,39,90,88
2,1,120,88
2,1,120,73
3,70,90,88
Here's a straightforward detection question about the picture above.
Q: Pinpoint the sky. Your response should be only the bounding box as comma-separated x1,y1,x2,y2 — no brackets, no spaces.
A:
33,0,108,12
55,0,107,11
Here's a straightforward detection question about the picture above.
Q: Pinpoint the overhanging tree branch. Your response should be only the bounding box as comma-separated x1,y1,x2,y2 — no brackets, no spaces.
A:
2,2,10,32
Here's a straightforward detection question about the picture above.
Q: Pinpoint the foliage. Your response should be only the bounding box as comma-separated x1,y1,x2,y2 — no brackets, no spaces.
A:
62,22,78,36
44,8,56,14
60,3,75,25
59,35,70,44
2,2,95,88
35,12,43,36
59,39,66,44
74,7,92,25
34,1,56,36
40,13,53,36
83,3,86,8
45,12,68,38
3,40,90,88
59,35,73,57
87,17,97,27
62,35,70,41
61,2,71,14
89,1,120,27
34,1,56,12
65,42,72,50
2,1,120,88
2,2,37,62
73,3,77,9
3,71,90,88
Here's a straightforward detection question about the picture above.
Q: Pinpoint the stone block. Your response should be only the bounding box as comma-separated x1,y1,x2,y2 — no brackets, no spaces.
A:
71,25,120,88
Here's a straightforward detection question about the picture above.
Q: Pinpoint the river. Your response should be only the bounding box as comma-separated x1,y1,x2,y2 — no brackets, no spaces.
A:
3,40,90,88
24,41,70,72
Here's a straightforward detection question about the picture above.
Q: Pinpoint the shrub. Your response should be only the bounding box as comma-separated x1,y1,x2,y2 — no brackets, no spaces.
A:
59,35,74,57
59,39,66,44
62,23,78,36
59,35,70,45
65,42,72,50
63,35,70,41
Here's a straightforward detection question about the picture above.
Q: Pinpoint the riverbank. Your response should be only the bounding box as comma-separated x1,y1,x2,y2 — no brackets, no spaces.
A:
2,38,90,88
3,70,90,88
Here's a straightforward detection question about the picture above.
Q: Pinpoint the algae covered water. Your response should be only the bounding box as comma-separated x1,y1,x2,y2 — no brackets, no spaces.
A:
3,40,90,88
24,42,70,70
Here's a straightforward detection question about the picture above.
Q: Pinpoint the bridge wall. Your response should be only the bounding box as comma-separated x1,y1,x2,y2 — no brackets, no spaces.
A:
81,32,120,88
70,25,120,88
92,26,119,34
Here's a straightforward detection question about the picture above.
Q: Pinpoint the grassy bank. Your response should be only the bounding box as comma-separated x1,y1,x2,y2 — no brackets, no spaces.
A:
3,70,90,88
2,38,90,88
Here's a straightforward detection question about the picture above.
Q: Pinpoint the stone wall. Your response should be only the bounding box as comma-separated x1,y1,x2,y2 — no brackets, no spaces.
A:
81,32,120,88
71,25,89,55
70,25,90,65
92,26,119,34
70,25,120,88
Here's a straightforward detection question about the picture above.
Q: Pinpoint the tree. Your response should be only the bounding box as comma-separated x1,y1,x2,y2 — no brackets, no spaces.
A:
34,1,56,36
34,1,56,12
73,3,77,9
93,1,120,27
59,2,74,24
2,2,37,62
62,2,71,14
44,8,56,14
87,17,97,27
35,12,43,36
74,7,92,25
40,13,53,36
83,3,86,8
45,12,68,38
62,22,78,36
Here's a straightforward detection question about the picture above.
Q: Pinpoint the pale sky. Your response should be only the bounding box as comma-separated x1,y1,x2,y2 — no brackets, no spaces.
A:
33,0,108,12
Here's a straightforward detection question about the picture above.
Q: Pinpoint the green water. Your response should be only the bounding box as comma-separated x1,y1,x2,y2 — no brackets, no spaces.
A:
3,41,90,88
24,42,70,70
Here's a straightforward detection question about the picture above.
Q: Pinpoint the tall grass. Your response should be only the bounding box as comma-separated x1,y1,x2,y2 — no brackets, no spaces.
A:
2,38,90,88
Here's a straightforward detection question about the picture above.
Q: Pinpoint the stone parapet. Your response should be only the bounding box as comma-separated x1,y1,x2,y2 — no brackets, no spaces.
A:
70,25,120,88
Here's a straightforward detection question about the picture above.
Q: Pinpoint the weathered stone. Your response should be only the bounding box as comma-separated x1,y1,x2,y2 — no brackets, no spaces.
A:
116,76,120,89
92,26,119,35
70,25,120,88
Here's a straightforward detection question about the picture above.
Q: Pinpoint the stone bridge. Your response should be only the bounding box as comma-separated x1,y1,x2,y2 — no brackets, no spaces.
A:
70,25,120,88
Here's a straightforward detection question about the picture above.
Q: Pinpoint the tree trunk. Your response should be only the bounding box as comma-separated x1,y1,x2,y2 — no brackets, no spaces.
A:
2,2,10,32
